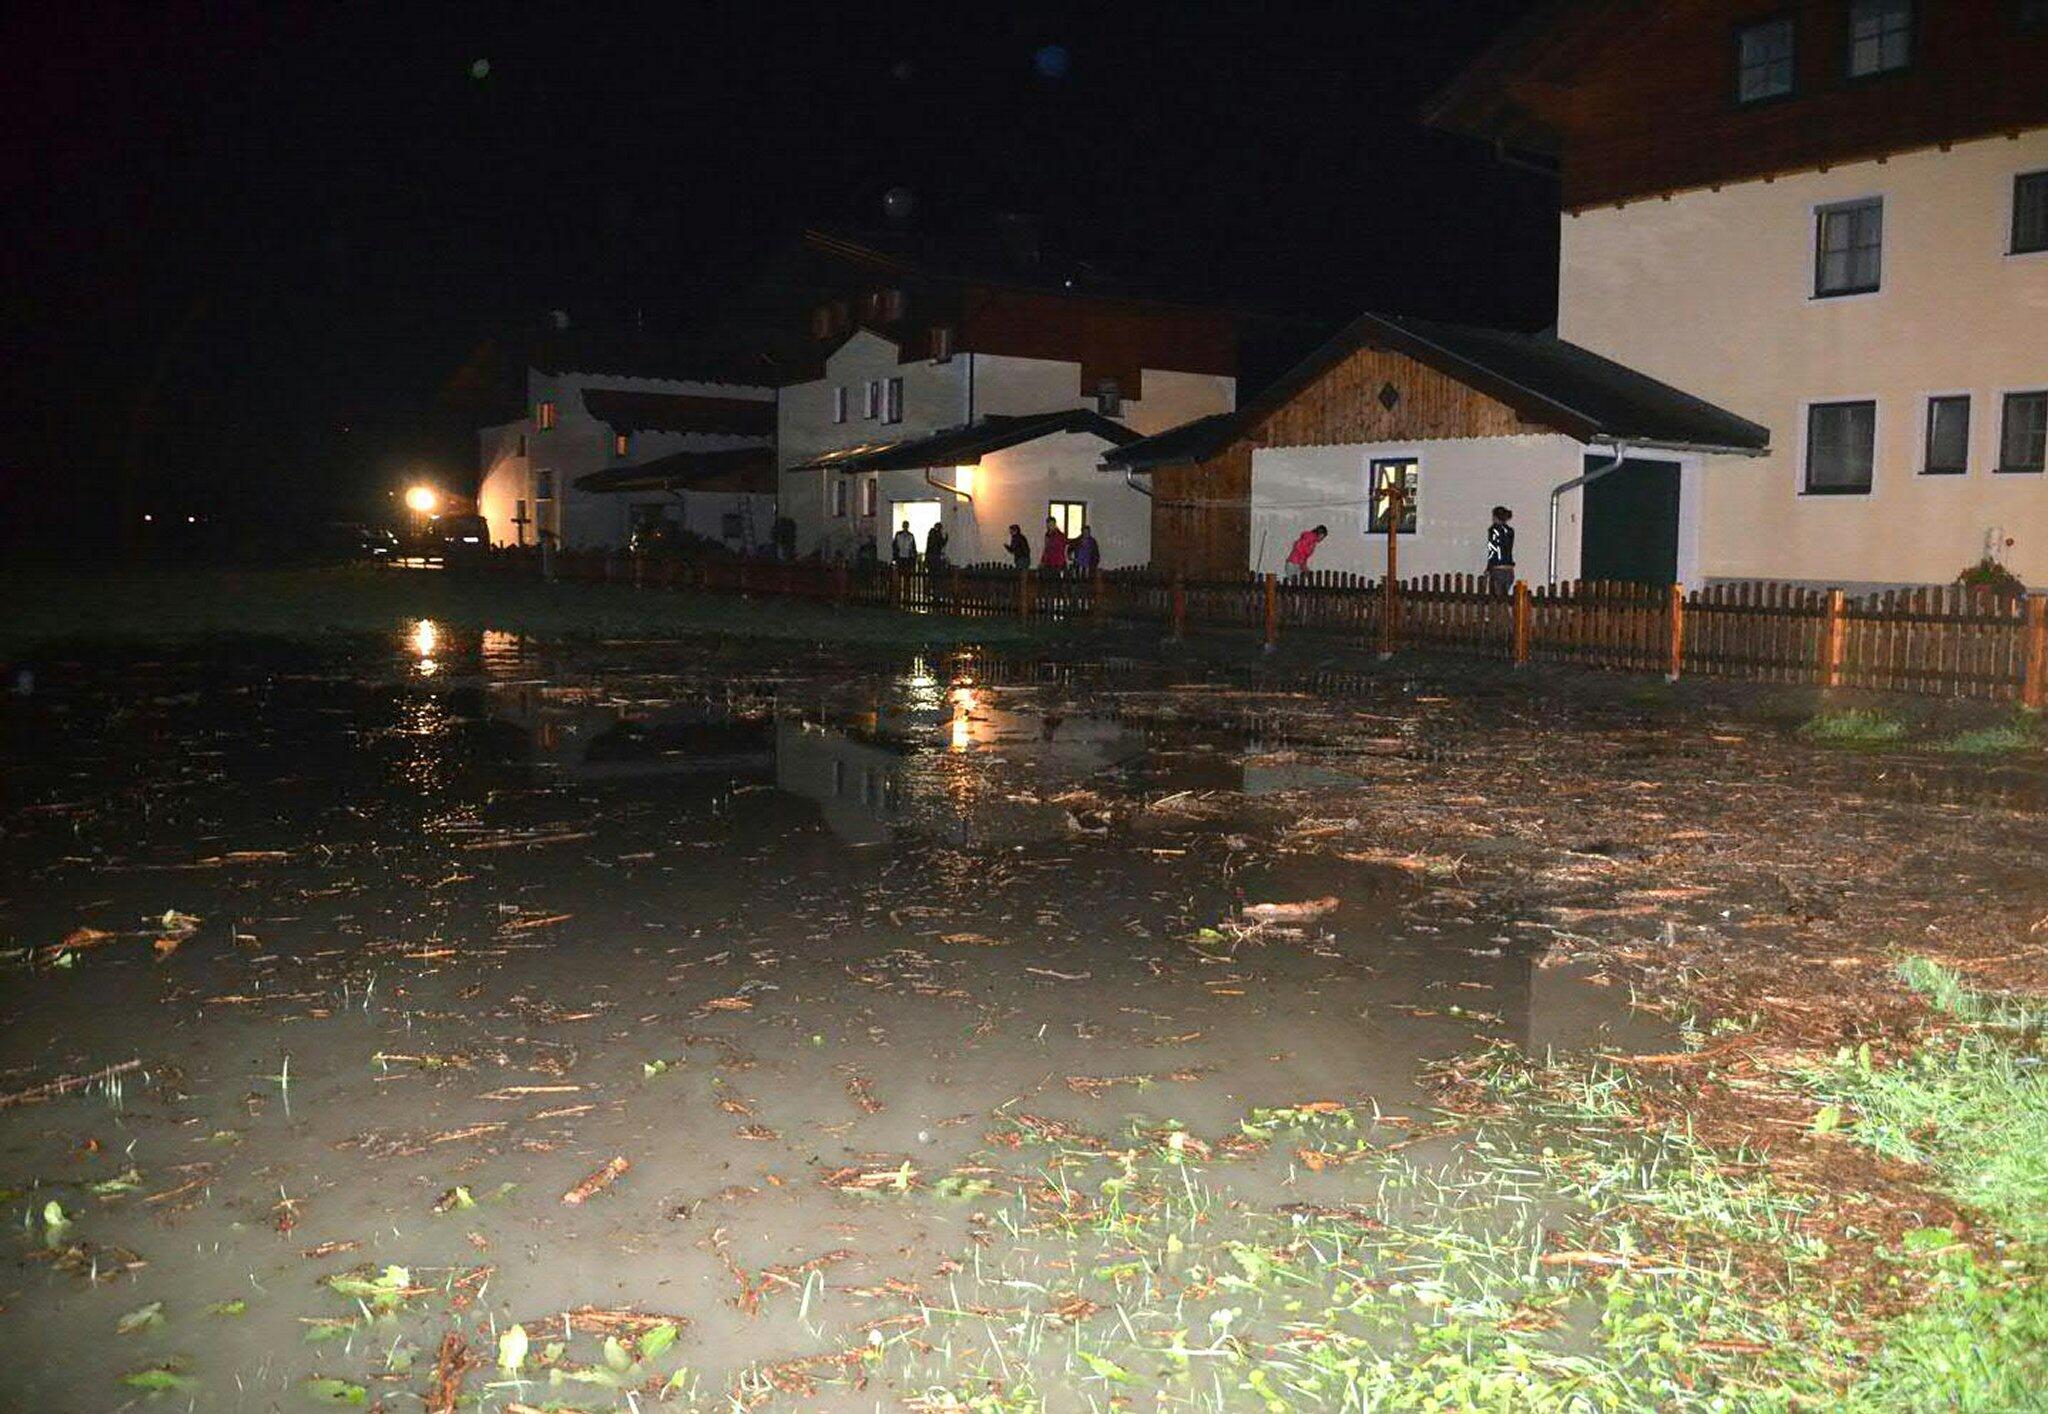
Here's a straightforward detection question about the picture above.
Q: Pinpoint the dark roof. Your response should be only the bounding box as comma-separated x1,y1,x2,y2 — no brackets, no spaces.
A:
1103,311,1769,471
1420,0,1624,154
790,410,1142,475
579,388,776,438
531,325,779,387
575,448,776,496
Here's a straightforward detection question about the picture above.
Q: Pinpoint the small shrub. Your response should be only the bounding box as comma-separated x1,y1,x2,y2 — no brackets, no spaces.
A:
1954,557,2026,601
1799,708,1906,746
1936,723,2036,756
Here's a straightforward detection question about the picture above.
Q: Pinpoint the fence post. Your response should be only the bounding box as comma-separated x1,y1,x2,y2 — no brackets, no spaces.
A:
1666,583,1685,682
1822,588,1846,688
2024,595,2048,709
1170,574,1186,642
1512,581,1531,665
1378,575,1398,659
1263,572,1278,653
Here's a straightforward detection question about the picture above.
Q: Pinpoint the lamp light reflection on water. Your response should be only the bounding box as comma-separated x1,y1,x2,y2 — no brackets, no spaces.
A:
411,618,439,676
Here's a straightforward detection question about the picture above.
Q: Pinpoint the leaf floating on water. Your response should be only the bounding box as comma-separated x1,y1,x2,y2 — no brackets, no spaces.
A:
90,1168,144,1197
42,1200,70,1234
638,1321,679,1361
120,1365,198,1393
602,1334,635,1372
203,1298,247,1317
303,1376,370,1405
496,1323,528,1374
432,1185,476,1214
116,1301,165,1334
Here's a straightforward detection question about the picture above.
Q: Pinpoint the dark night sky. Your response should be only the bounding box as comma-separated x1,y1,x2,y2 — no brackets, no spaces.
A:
4,1,1553,545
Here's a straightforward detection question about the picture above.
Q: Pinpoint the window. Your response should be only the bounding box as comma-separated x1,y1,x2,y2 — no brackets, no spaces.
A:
2013,171,2048,254
1846,0,1910,76
859,477,878,518
2000,391,2047,473
1095,379,1122,418
1815,198,1883,296
832,386,848,424
832,477,849,517
1922,396,1970,474
613,432,630,458
1367,457,1419,532
1735,15,1795,103
1805,401,1877,493
536,400,557,430
516,434,527,457
883,376,903,425
514,498,527,524
930,325,954,362
536,468,556,499
1047,500,1087,540
863,380,881,419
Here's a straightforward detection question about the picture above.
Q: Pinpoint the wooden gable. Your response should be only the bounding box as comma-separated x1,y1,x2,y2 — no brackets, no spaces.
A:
1252,343,1533,449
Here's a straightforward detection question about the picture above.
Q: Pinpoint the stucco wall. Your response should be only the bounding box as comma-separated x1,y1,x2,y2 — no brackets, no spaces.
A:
476,422,530,547
1559,129,2048,587
779,334,1233,557
1248,436,1585,581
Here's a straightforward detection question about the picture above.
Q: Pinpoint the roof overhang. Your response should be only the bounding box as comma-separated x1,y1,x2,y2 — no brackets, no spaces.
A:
790,410,1142,476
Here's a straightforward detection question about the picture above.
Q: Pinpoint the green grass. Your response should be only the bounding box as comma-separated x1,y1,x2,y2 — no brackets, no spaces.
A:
1799,708,1908,746
1934,722,2038,756
0,567,1039,653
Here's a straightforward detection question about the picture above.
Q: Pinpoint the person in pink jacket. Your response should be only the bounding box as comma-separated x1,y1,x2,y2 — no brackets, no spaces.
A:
1284,524,1328,580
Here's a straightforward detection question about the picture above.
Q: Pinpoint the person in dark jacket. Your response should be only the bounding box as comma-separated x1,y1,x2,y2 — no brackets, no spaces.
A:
924,519,948,569
1485,505,1516,595
1071,524,1101,574
1006,524,1030,570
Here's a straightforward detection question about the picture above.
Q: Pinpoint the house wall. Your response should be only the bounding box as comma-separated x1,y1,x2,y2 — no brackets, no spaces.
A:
845,432,1151,569
779,331,1232,558
1151,445,1253,578
1248,436,1585,580
492,368,774,551
476,422,530,547
1559,130,2048,587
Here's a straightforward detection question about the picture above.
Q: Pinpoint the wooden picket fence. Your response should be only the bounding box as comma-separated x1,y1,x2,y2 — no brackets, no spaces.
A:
504,550,2047,705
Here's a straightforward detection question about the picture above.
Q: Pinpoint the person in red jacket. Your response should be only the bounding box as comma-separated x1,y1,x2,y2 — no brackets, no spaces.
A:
1040,517,1069,571
1284,524,1328,580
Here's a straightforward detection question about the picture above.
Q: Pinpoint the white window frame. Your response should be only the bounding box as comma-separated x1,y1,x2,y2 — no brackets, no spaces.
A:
863,380,881,420
1796,396,1881,497
1994,387,2048,475
1364,451,1421,535
2007,168,2048,259
832,476,849,517
1811,196,1885,300
832,385,848,424
1918,391,1973,476
883,376,904,425
859,476,878,518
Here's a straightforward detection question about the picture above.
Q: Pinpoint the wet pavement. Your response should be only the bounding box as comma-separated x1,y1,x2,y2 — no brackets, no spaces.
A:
0,626,1671,1410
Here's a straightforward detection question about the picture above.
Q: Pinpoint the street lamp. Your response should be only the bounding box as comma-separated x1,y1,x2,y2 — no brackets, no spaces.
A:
405,485,440,515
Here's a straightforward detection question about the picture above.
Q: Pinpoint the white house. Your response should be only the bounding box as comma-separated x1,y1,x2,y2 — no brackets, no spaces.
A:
1103,311,1768,585
478,364,776,553
1427,0,2048,590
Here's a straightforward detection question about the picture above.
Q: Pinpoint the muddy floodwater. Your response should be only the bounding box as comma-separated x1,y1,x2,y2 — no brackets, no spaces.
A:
0,628,1674,1411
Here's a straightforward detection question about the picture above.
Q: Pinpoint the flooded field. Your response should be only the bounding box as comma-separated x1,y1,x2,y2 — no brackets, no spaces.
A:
3,622,2041,1410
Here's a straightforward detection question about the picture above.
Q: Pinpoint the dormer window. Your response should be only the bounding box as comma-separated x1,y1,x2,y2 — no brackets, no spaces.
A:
1095,380,1122,418
536,400,557,430
1846,0,1911,77
1734,16,1795,103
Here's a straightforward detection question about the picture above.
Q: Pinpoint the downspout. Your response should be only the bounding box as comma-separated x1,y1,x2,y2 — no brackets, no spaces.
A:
1547,442,1628,584
924,467,974,503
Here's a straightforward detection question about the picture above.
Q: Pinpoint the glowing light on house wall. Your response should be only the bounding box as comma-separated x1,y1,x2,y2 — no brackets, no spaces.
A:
952,465,974,496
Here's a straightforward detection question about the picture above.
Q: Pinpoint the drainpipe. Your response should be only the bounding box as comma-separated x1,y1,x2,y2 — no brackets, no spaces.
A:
924,467,974,503
1121,467,1153,498
1547,442,1628,584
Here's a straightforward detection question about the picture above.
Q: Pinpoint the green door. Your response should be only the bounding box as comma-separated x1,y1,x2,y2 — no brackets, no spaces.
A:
1580,457,1680,585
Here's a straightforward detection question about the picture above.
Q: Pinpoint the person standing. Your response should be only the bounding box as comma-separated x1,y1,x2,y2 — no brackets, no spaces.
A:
1284,524,1327,581
1040,517,1068,572
1005,524,1031,570
1485,505,1516,595
891,520,918,567
1071,523,1100,574
924,518,948,570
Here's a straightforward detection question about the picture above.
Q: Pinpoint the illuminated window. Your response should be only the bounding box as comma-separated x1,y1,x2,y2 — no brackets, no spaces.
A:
883,377,903,425
1846,0,1910,76
832,477,849,517
832,385,848,423
1814,198,1882,297
1368,457,1418,532
1735,16,1795,103
1805,401,1876,493
1999,392,2046,473
931,325,954,362
2012,171,2048,254
536,400,557,430
1922,396,1970,474
1048,500,1087,540
613,432,630,458
860,477,878,517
